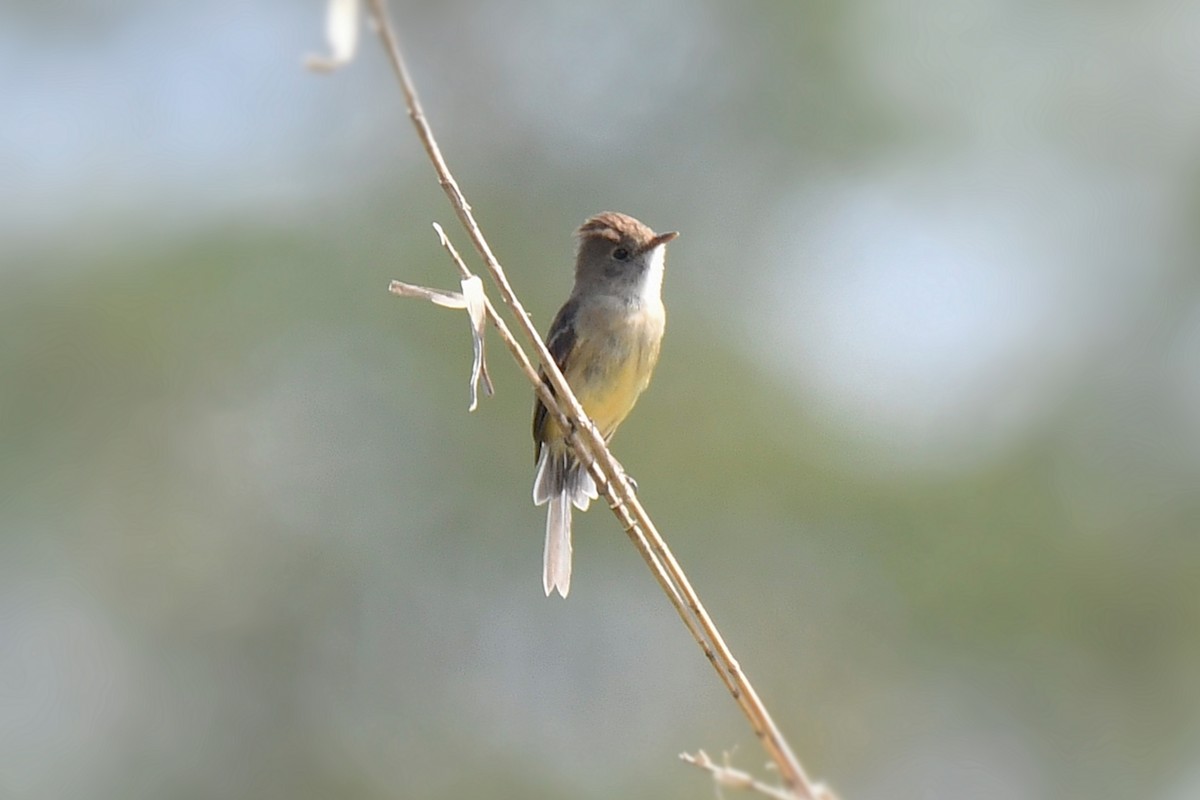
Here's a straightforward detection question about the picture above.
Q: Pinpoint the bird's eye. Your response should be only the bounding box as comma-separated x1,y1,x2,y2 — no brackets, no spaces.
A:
612,247,630,261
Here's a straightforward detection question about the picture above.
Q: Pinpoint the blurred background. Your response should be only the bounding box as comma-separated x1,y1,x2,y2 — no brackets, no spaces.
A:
3,1,1199,798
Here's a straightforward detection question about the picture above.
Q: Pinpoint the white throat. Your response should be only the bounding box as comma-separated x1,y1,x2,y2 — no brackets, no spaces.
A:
638,244,667,306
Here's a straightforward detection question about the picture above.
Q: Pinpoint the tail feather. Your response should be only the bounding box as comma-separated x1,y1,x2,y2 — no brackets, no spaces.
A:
534,444,595,597
533,445,555,506
543,490,572,597
573,468,598,510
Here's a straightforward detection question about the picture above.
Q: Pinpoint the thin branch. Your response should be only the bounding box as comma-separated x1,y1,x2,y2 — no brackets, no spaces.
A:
363,2,836,798
680,751,799,800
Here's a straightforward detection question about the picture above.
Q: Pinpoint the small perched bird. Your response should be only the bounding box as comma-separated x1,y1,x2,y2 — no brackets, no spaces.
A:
532,212,678,598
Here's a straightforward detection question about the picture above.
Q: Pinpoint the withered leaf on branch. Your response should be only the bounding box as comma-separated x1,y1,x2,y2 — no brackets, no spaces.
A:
388,275,494,411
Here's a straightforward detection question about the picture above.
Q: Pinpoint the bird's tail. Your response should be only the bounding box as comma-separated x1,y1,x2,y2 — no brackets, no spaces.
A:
533,445,598,597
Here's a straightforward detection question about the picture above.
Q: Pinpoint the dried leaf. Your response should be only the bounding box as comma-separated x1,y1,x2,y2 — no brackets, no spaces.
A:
461,275,494,411
388,280,466,309
387,277,494,411
305,0,361,72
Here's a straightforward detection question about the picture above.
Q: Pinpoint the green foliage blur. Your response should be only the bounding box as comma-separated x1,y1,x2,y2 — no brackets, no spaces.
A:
3,2,1199,799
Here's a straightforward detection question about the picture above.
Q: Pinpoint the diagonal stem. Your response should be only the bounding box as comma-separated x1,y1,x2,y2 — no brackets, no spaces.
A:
365,2,832,797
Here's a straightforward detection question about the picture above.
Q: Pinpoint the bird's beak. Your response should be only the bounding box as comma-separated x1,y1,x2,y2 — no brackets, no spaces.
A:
640,230,679,254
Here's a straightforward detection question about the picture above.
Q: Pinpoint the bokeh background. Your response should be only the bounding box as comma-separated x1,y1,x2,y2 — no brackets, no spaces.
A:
3,1,1199,798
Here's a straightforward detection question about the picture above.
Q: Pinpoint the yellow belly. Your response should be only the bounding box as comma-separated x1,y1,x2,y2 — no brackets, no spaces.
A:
550,303,663,443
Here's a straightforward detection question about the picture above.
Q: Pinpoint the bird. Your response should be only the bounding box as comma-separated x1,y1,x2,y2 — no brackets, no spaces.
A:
532,212,678,597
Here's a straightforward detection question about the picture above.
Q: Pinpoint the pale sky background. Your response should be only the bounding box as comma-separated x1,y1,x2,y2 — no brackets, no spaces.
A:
3,2,1200,799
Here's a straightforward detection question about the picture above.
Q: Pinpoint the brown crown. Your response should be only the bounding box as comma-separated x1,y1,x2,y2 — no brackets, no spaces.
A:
576,212,659,246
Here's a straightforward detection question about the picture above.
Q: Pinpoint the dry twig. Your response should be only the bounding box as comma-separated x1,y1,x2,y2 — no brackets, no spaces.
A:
319,2,841,798
681,751,838,800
